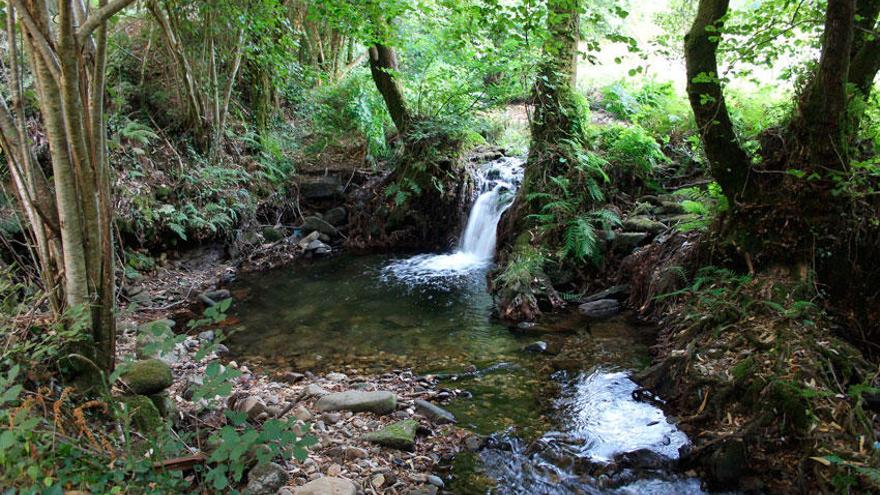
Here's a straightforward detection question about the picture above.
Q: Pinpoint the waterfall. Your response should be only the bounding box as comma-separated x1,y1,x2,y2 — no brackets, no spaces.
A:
382,156,524,284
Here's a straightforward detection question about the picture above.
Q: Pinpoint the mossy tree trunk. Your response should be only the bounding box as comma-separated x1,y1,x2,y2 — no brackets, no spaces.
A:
684,0,752,204
493,0,584,321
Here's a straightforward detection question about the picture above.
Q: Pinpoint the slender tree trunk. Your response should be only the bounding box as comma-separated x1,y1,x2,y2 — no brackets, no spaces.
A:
368,44,411,132
1,0,134,373
685,0,752,203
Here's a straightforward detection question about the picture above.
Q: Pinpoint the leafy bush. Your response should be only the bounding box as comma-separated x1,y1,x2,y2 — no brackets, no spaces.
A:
598,79,695,137
598,123,669,176
526,146,620,264
0,303,316,493
672,182,729,232
309,69,393,161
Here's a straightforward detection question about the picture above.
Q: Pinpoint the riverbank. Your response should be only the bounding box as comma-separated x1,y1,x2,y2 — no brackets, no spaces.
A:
115,313,476,494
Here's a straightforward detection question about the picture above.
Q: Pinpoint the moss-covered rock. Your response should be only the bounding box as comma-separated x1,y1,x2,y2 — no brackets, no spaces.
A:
148,391,176,419
622,216,666,234
363,419,419,451
121,359,173,395
118,395,163,432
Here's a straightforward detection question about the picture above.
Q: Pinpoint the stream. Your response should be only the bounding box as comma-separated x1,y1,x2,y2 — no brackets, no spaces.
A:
226,157,709,493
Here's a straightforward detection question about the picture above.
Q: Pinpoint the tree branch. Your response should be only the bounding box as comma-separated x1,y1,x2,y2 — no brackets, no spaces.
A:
76,0,136,45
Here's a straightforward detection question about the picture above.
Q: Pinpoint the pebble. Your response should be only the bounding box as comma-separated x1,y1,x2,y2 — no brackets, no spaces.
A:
326,372,348,382
322,412,342,424
293,405,313,422
426,475,445,488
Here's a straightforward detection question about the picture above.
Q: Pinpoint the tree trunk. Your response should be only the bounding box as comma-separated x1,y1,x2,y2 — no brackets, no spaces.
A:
1,0,134,373
368,44,411,133
685,0,752,203
792,0,856,167
849,3,880,98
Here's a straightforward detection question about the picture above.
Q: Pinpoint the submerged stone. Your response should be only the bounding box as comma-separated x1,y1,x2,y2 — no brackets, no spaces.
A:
363,419,419,451
316,391,397,415
414,399,456,424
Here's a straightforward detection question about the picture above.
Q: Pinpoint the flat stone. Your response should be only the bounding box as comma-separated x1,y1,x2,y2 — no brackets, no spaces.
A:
244,462,288,495
316,391,397,415
121,359,173,395
623,216,666,234
297,231,321,249
296,176,344,200
578,299,621,319
363,419,418,451
581,284,630,303
302,384,331,399
292,477,357,495
426,475,445,488
414,399,456,424
612,232,649,251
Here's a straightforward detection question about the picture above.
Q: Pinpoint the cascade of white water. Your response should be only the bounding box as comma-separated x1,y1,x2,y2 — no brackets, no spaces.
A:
382,157,523,283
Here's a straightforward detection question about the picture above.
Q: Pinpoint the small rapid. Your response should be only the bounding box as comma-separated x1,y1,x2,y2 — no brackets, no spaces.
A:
382,157,523,284
473,370,703,494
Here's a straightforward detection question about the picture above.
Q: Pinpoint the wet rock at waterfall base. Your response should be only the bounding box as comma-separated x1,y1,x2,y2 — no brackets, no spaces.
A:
578,299,621,319
414,399,456,424
315,390,397,414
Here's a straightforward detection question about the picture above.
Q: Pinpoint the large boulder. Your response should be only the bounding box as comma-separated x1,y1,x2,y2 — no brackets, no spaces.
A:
323,207,348,227
121,359,173,395
414,399,456,424
363,419,419,451
315,391,396,415
292,477,357,495
302,216,338,237
244,462,288,495
296,176,344,201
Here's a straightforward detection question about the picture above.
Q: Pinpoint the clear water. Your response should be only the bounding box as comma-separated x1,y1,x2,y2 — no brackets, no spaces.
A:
226,155,707,493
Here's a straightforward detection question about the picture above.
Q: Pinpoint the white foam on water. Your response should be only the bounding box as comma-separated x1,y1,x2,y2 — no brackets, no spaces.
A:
383,157,524,284
561,371,690,463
